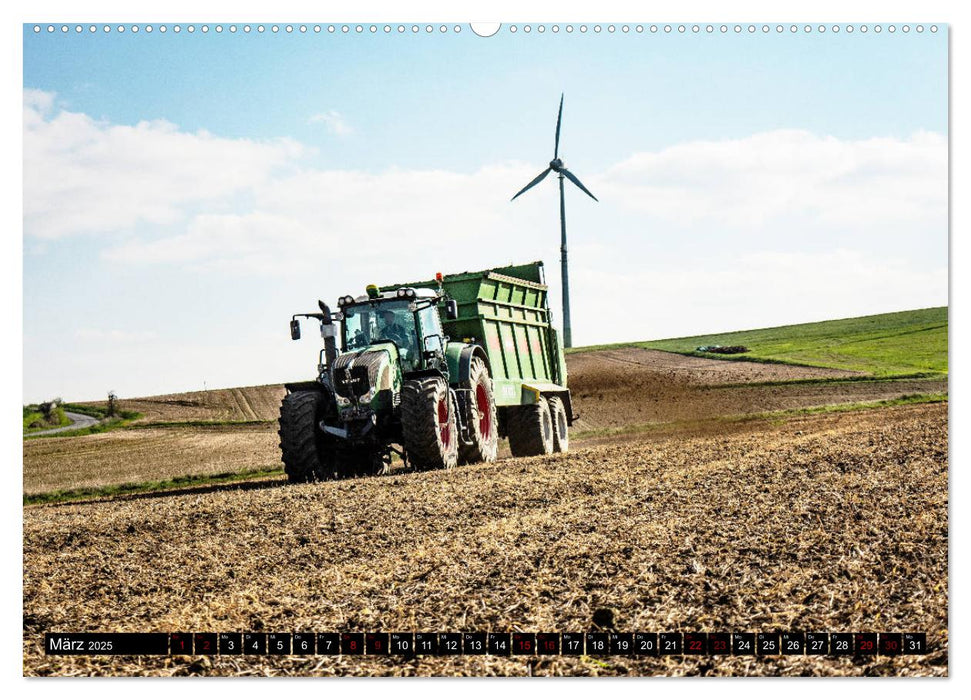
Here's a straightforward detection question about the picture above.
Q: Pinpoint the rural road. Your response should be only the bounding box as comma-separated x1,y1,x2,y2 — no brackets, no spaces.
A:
26,411,99,437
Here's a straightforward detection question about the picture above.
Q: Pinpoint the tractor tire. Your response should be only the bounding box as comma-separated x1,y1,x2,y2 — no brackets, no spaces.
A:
458,357,499,465
278,391,335,483
548,395,569,453
401,376,459,471
507,396,555,457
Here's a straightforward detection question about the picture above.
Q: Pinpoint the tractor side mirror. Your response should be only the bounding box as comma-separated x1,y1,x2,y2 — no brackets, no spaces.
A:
445,299,459,321
423,334,444,360
290,319,301,340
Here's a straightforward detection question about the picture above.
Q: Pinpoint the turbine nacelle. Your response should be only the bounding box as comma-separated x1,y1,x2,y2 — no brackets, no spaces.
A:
550,158,564,172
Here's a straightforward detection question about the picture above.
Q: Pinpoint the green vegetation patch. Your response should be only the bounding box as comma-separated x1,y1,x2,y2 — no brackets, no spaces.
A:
23,403,70,433
570,307,947,378
23,411,142,440
24,467,285,506
60,403,109,418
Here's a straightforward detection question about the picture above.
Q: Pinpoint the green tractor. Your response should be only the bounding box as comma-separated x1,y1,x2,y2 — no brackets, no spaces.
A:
279,262,573,481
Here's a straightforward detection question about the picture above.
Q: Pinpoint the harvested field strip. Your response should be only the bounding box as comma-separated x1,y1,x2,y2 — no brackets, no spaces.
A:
22,404,947,676
25,373,946,497
572,393,948,440
126,420,276,430
22,426,282,495
76,384,287,424
22,396,948,506
569,364,946,432
24,468,284,506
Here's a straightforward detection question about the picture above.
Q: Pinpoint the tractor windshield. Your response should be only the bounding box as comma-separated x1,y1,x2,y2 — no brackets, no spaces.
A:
343,300,418,360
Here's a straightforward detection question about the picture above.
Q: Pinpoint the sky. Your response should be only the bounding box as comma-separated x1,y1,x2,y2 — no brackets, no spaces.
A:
22,22,948,403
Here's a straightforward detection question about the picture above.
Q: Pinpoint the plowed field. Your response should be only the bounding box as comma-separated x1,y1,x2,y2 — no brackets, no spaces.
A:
23,349,948,676
23,402,947,676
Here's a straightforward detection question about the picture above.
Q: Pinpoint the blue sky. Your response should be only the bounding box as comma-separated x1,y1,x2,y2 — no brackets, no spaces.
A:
22,23,948,402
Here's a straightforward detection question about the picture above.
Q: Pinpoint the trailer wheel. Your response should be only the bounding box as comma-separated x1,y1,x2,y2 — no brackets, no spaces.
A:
401,376,459,470
459,357,498,465
547,396,569,453
507,396,555,457
278,391,336,483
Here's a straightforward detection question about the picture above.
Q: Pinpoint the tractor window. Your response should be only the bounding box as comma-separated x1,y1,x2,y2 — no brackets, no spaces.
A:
343,301,418,358
418,303,444,352
342,306,374,350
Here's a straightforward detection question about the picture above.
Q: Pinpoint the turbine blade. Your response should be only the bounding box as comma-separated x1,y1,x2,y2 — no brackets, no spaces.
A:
511,167,552,201
554,93,564,158
561,168,599,202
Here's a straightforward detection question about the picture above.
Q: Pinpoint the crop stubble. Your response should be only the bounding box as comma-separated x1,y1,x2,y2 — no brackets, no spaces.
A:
23,402,947,676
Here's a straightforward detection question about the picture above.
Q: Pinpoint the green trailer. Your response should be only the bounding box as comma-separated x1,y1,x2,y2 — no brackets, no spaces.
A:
385,261,573,429
278,261,572,482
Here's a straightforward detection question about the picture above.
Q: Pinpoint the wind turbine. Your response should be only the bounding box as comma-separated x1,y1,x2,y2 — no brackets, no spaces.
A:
511,93,597,349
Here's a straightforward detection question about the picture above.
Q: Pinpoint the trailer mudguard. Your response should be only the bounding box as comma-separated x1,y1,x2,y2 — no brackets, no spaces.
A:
445,343,491,387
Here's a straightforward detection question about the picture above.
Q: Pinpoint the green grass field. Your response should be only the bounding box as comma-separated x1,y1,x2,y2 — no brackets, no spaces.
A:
570,307,947,378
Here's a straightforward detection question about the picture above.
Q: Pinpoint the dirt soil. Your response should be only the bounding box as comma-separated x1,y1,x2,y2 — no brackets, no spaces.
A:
568,349,944,431
23,403,947,677
66,348,943,435
568,348,863,385
90,385,288,423
23,424,279,496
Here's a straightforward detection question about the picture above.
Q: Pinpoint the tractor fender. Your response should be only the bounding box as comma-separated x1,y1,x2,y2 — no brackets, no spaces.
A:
446,343,491,388
284,380,326,394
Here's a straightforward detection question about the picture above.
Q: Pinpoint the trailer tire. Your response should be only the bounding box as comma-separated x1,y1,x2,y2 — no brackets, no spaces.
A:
401,376,459,471
459,357,499,465
507,396,555,457
547,395,569,453
278,391,336,483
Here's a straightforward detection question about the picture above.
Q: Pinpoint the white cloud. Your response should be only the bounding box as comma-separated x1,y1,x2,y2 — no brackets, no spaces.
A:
599,129,947,229
74,328,158,343
308,110,354,136
568,248,947,346
23,90,307,239
104,161,556,277
22,95,948,400
24,91,946,324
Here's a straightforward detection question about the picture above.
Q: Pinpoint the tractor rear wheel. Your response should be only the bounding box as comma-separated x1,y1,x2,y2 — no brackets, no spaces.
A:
459,357,498,465
548,395,569,453
278,391,336,482
401,376,459,470
507,396,555,457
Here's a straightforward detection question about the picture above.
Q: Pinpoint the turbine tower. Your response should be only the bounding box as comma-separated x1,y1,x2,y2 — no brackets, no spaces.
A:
511,94,597,349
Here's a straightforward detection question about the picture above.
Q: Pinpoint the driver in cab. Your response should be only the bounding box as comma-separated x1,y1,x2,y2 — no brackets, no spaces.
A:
376,309,409,349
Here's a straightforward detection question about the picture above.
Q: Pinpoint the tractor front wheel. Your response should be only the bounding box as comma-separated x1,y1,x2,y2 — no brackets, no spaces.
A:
278,391,336,482
401,376,459,471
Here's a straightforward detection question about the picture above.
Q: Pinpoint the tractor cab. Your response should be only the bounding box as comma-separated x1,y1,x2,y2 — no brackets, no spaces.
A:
338,287,446,373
